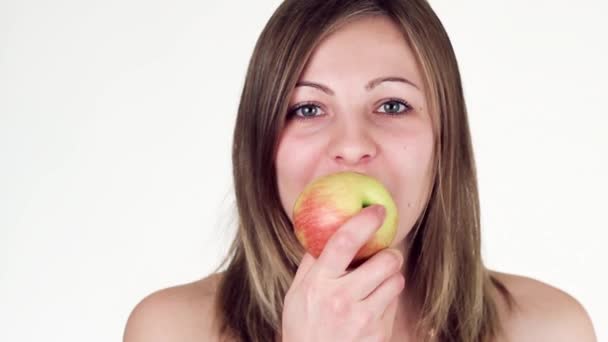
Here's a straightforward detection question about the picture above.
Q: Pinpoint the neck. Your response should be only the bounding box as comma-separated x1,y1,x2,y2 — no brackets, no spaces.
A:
390,239,432,341
390,288,418,341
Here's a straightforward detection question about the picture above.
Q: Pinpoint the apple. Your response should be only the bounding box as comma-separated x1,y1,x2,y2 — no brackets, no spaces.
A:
292,171,399,267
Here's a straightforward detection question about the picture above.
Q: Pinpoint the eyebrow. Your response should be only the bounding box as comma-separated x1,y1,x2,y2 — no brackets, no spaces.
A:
295,76,420,95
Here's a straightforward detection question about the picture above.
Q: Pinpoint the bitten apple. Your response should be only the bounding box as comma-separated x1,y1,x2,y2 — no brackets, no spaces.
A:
292,171,399,266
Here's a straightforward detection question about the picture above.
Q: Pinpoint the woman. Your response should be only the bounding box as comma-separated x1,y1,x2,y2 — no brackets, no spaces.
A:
123,0,597,341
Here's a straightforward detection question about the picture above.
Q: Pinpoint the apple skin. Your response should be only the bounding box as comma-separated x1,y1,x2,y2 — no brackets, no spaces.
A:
292,171,399,266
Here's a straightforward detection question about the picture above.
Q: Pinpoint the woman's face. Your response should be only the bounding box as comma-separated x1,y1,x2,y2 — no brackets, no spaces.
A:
275,15,435,251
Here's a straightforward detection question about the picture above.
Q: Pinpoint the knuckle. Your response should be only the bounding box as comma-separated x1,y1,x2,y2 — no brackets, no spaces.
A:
300,276,314,291
396,273,406,285
293,277,322,306
383,250,403,268
353,309,374,328
380,253,400,272
371,331,387,342
389,273,406,292
328,293,351,315
333,232,357,252
303,279,321,301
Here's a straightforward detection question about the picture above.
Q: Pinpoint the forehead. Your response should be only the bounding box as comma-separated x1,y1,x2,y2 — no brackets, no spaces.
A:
299,15,422,86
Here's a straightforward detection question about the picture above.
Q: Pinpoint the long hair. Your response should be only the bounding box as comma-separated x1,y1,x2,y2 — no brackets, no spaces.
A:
212,0,516,341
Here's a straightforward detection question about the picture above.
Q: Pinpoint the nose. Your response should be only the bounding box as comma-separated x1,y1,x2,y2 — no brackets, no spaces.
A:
326,118,378,168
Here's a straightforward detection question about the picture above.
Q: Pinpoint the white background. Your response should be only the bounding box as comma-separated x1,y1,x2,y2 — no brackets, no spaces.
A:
1,0,606,341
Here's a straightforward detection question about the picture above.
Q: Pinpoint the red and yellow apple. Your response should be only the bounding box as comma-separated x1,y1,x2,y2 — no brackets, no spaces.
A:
292,171,399,265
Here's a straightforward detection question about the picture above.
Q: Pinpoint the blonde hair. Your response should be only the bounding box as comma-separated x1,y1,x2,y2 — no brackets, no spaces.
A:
212,0,516,341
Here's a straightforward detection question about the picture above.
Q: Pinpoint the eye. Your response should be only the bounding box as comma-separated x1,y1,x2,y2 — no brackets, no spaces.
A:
376,98,413,116
286,101,325,121
286,98,414,121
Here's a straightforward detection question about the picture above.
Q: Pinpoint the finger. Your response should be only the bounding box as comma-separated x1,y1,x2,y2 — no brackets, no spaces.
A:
382,296,399,321
291,252,316,288
359,298,399,342
313,205,386,279
362,272,405,318
381,297,400,340
344,248,403,300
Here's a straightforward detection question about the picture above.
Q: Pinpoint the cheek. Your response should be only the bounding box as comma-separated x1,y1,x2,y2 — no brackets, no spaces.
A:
391,127,435,243
275,135,321,220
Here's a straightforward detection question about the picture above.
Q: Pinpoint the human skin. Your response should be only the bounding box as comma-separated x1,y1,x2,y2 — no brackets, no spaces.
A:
276,14,434,268
122,14,597,342
275,15,434,340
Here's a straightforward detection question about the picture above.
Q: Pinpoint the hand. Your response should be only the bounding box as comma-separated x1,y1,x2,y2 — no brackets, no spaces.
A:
282,205,405,342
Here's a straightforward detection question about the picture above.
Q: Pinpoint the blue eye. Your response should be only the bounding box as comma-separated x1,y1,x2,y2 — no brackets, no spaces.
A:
378,99,413,115
287,102,323,121
286,98,413,121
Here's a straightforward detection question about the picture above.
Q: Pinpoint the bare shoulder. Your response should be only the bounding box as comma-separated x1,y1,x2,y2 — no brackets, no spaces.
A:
489,270,597,342
123,272,226,342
